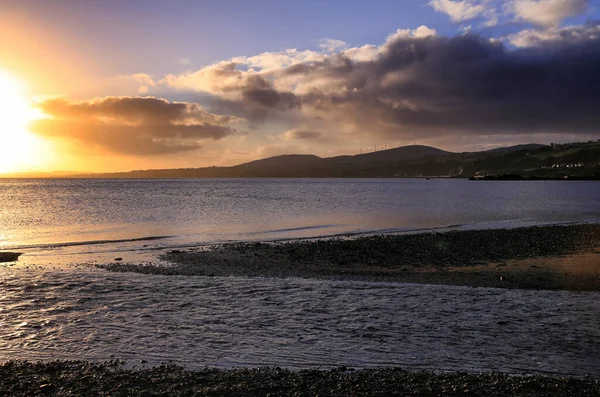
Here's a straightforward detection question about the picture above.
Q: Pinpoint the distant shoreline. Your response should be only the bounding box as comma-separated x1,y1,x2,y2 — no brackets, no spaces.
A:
469,173,600,181
2,141,598,179
3,175,600,180
99,224,600,291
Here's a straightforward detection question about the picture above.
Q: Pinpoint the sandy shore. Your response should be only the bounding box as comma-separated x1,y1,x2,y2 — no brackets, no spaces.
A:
99,224,600,291
1,361,599,396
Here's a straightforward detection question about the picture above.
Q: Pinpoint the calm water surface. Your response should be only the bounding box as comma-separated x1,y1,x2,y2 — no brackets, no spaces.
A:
1,178,598,262
1,178,599,374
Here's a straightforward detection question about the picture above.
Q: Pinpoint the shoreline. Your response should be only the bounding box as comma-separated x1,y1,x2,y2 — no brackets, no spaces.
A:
98,224,600,291
3,226,600,394
1,362,598,396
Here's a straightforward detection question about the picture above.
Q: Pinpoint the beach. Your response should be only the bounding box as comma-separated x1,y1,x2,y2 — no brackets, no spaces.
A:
2,362,600,396
100,224,600,291
2,224,600,395
2,0,600,391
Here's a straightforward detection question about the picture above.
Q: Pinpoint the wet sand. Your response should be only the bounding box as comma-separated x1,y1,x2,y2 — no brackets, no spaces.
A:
99,224,600,291
1,361,599,397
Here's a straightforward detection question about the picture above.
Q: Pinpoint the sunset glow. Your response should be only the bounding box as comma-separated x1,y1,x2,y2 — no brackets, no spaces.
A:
0,1,599,388
0,1,599,174
0,71,49,173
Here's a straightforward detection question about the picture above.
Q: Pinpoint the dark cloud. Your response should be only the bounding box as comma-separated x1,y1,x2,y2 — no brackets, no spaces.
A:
209,97,272,124
298,27,600,138
509,21,600,47
234,74,299,113
242,88,300,110
202,72,300,123
31,96,237,155
285,130,322,140
209,92,299,124
202,23,600,140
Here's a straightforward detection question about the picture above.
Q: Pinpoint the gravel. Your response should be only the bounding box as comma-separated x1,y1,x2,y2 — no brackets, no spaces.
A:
1,361,598,397
98,224,600,290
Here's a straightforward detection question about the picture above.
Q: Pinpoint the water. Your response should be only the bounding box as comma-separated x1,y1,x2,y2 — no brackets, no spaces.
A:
1,268,599,376
1,178,598,263
1,178,600,375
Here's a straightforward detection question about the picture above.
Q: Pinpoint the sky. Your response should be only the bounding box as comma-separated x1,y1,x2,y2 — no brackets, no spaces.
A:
0,0,599,173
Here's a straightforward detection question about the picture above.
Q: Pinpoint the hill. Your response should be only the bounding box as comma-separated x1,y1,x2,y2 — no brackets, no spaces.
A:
2,142,599,179
325,145,450,165
231,154,323,177
483,144,547,155
65,144,453,178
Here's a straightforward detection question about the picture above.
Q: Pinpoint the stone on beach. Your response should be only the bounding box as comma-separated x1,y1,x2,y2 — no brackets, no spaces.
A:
0,362,599,397
0,252,21,263
97,224,600,291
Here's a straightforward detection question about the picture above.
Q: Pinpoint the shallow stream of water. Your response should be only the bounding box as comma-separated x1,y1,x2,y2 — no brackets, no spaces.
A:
1,267,598,377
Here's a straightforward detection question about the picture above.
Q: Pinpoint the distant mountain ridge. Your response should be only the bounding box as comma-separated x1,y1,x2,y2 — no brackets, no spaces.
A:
227,145,452,177
482,144,547,154
2,142,599,179
70,144,455,178
323,145,450,165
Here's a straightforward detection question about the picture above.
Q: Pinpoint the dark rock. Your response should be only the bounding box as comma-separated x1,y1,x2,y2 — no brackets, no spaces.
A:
0,252,22,263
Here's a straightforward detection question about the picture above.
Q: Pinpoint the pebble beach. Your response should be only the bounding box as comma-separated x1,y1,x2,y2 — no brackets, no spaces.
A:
2,361,600,397
100,224,600,291
2,224,600,396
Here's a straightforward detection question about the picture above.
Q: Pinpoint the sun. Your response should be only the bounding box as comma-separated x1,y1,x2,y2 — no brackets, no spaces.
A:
0,71,49,173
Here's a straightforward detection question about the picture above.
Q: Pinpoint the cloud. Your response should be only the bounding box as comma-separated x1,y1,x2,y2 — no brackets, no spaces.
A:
161,61,253,95
291,29,600,138
481,7,501,26
131,73,155,94
227,49,327,76
161,42,387,97
342,44,380,62
164,61,303,124
429,0,487,22
507,21,600,46
281,128,323,141
160,22,600,145
385,25,438,43
506,0,589,27
430,0,588,28
319,39,348,53
31,96,239,155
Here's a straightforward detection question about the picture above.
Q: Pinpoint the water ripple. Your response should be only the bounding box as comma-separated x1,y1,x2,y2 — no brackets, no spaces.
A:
0,267,599,376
